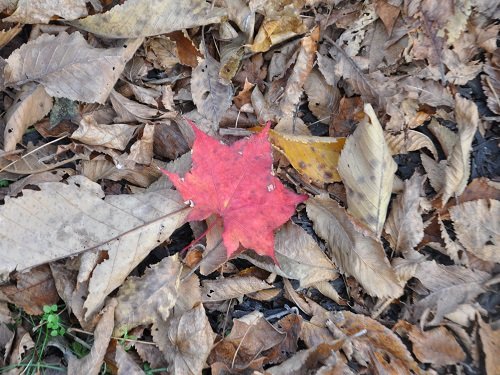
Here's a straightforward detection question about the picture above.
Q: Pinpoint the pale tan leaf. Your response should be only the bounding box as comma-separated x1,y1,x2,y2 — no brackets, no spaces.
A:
5,0,87,23
338,104,397,236
479,315,500,375
128,83,160,107
306,196,403,298
385,130,438,159
3,84,53,152
438,219,468,264
0,23,22,49
421,153,446,192
442,95,479,203
153,303,215,375
304,70,340,124
411,260,490,325
428,118,457,158
128,124,155,164
70,0,226,38
71,117,137,151
4,33,141,104
394,321,466,366
110,90,174,122
280,27,319,117
240,221,338,287
202,276,273,303
224,0,255,38
115,345,146,375
191,53,233,126
450,199,500,263
384,174,425,254
114,255,182,335
68,299,117,375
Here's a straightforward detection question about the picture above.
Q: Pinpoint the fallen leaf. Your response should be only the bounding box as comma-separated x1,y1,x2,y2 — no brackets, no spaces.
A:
304,69,340,123
0,24,22,49
385,130,438,159
202,276,273,303
115,344,145,375
5,0,88,23
428,118,458,158
384,174,425,254
114,255,182,335
0,303,15,368
269,129,346,184
338,103,397,237
68,299,117,375
478,315,500,375
410,260,490,325
191,54,233,126
394,321,466,366
482,51,500,115
240,221,338,287
3,84,53,152
110,90,173,122
450,199,500,263
162,121,306,262
4,33,141,103
442,95,479,204
306,196,403,298
71,117,137,151
128,124,155,165
154,303,215,375
250,13,307,53
70,0,226,38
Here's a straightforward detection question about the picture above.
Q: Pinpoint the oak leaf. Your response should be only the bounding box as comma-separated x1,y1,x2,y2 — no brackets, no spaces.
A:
162,121,307,262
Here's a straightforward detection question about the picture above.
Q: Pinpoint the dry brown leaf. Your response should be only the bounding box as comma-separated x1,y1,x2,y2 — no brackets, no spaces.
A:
68,299,117,375
4,33,141,104
208,310,285,371
0,265,58,315
250,13,307,53
306,196,403,298
482,52,500,115
71,117,137,151
115,345,145,375
191,53,233,126
385,130,438,159
110,90,173,122
202,276,273,303
393,321,466,366
384,174,425,254
3,84,53,152
304,69,341,123
70,0,226,38
128,83,160,107
240,221,338,287
114,255,182,335
331,311,425,375
0,23,22,49
224,0,255,38
128,124,155,165
5,0,87,23
338,104,397,236
0,303,14,368
479,315,500,375
280,27,319,117
428,118,457,158
154,303,215,375
411,260,490,325
450,199,500,263
421,153,446,192
269,129,345,184
442,95,479,203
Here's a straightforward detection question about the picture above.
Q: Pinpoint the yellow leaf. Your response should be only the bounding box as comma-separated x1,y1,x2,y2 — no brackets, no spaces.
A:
250,14,307,52
269,129,346,184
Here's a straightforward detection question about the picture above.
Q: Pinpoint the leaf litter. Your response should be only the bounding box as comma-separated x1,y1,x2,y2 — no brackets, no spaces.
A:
0,0,498,374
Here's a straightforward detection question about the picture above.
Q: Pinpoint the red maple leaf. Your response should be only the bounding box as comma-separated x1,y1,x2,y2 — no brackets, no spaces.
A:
162,120,307,262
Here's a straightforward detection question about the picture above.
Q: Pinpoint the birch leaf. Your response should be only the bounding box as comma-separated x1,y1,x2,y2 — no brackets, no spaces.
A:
191,54,233,126
338,103,397,236
70,0,226,39
441,95,479,203
4,84,53,152
306,196,403,298
384,174,425,254
3,33,141,104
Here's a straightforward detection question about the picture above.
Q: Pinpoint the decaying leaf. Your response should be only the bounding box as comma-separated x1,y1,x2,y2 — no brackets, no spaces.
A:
338,103,397,236
71,117,137,151
70,0,226,38
191,54,233,126
307,196,403,298
450,199,500,263
68,299,117,375
304,69,340,123
441,95,479,204
385,130,438,159
240,221,338,287
202,276,272,303
479,315,500,375
3,84,53,152
4,33,141,103
115,345,145,375
128,124,155,164
384,174,425,254
5,0,88,23
394,321,466,366
269,129,345,184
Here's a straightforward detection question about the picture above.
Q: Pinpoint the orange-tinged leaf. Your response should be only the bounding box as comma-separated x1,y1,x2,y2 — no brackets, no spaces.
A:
269,129,345,184
162,120,307,262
